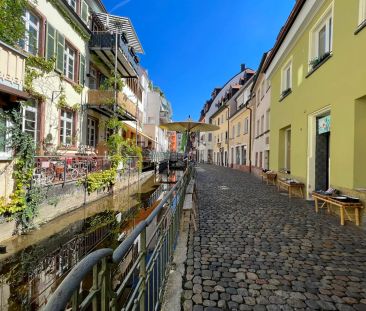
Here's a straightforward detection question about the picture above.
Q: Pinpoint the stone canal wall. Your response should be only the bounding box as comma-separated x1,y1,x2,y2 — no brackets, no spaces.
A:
0,170,154,243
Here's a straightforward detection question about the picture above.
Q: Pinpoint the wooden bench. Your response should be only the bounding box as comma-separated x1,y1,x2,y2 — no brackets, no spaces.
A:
262,172,277,185
312,192,364,226
277,179,304,198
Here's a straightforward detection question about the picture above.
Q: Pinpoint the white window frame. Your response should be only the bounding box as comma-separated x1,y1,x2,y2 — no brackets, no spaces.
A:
244,117,249,134
237,123,240,137
67,0,77,11
22,103,38,143
21,10,40,55
0,109,12,160
64,43,76,81
281,59,293,94
309,3,334,69
87,116,97,147
60,110,74,145
359,0,366,25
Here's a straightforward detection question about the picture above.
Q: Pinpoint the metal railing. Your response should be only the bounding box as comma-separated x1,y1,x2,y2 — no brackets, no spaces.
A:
32,156,139,187
44,165,194,311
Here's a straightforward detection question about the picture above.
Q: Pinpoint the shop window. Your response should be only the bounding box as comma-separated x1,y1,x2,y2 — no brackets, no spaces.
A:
241,145,247,165
236,146,240,165
60,110,74,145
20,10,40,55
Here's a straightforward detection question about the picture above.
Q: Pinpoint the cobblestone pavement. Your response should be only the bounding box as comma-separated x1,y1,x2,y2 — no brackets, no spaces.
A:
182,164,366,311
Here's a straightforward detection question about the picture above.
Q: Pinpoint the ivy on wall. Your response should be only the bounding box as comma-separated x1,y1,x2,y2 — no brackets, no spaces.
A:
0,110,43,232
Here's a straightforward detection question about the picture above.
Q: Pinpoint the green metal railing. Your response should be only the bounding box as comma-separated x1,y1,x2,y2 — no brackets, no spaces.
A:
43,166,194,311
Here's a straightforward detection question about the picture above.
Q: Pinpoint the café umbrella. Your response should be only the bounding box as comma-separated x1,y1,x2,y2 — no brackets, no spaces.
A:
159,117,219,162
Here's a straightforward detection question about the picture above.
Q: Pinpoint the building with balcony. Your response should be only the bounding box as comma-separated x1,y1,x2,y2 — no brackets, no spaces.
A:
0,40,29,199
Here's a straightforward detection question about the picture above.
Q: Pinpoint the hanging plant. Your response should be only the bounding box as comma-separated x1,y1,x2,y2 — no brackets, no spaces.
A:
72,84,84,94
100,74,125,92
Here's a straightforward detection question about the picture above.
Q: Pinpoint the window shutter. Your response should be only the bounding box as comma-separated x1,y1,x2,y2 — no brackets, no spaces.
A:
81,0,89,24
79,54,85,85
46,23,56,60
56,32,65,73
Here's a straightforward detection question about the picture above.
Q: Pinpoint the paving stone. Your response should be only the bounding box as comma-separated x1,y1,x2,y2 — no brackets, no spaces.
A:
231,295,244,303
184,299,193,311
184,290,193,300
203,300,216,307
182,165,366,311
193,284,203,294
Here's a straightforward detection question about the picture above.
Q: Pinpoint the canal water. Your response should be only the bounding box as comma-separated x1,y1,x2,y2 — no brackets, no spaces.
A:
0,169,183,311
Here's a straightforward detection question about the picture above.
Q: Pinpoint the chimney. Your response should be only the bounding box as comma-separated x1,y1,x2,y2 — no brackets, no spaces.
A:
241,64,246,72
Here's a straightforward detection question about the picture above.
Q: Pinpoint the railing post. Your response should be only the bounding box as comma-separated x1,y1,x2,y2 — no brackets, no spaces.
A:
101,257,111,311
139,227,147,311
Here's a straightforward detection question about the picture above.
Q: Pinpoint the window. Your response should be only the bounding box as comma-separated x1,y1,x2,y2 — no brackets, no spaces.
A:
64,44,76,80
67,0,77,11
259,152,263,168
225,131,228,140
266,110,270,131
360,0,366,25
208,133,212,142
309,5,333,68
285,128,291,170
236,146,240,165
221,133,223,142
0,108,12,159
60,110,74,145
237,123,240,136
20,10,40,55
217,118,220,126
244,117,249,134
255,152,258,167
22,102,38,143
261,81,265,98
241,145,247,165
281,61,292,93
256,119,260,137
256,90,260,106
87,117,98,147
261,115,264,134
232,126,235,139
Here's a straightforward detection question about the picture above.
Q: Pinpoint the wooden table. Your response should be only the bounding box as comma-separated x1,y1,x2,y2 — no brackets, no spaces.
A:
312,192,364,226
262,172,277,185
277,179,304,198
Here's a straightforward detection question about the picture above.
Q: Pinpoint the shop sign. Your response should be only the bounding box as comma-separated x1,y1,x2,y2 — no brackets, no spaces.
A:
318,115,331,134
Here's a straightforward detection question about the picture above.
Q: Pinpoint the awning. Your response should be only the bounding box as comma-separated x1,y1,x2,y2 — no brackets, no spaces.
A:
0,84,29,100
124,122,154,141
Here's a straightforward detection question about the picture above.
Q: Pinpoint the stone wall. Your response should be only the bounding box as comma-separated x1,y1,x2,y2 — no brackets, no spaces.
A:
0,170,154,243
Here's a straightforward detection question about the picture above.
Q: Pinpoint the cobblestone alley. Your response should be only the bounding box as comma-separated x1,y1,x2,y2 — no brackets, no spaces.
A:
182,164,366,311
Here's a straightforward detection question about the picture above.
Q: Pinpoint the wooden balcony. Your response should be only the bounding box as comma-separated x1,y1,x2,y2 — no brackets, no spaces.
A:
88,89,137,120
0,40,29,100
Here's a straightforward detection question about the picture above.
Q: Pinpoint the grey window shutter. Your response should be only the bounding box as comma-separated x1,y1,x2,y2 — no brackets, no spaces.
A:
56,32,65,73
81,1,89,24
79,54,85,85
46,23,56,60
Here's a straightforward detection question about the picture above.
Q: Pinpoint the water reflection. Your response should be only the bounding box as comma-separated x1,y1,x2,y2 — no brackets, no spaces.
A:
0,170,182,310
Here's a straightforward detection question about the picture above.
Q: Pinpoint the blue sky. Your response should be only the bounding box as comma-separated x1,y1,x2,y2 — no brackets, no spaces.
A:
104,0,295,121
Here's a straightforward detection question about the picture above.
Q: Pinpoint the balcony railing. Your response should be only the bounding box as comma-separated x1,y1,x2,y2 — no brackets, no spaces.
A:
88,89,138,119
89,32,140,77
32,155,139,187
0,40,26,92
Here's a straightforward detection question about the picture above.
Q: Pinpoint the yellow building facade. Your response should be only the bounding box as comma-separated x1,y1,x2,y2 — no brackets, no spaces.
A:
266,0,366,209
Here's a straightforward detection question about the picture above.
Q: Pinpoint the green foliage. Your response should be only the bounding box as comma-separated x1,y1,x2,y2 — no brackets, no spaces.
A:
24,56,56,100
56,87,67,110
153,85,165,98
80,169,117,195
0,109,42,231
100,74,125,92
72,84,84,94
0,0,28,46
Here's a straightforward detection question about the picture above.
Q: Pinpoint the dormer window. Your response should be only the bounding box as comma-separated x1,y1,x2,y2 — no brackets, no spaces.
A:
67,0,77,11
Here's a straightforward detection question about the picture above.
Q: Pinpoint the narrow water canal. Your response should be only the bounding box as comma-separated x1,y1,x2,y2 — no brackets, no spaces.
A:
0,169,183,311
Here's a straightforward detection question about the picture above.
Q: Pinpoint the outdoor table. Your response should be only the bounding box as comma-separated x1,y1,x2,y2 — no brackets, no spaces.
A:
262,171,277,185
277,179,304,198
312,192,364,226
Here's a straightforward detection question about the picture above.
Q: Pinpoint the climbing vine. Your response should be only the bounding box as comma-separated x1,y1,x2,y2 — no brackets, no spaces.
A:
0,109,43,232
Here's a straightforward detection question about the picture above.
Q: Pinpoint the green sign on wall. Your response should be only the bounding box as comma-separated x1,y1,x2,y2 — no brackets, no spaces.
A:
318,115,331,134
